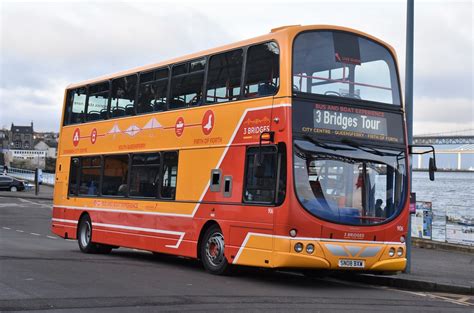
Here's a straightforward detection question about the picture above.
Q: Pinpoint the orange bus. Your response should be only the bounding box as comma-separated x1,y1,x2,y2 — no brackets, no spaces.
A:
52,25,434,275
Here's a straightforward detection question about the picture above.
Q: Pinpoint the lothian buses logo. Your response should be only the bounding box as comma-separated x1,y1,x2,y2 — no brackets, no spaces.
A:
73,128,80,147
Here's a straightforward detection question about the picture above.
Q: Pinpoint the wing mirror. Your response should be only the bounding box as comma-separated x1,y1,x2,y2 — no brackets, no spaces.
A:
409,145,437,181
428,157,437,181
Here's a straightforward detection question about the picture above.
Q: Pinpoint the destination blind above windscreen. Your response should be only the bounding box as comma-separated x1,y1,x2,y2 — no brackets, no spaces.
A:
292,101,405,145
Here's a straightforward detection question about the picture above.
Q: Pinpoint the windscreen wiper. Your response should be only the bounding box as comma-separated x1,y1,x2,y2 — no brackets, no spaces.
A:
340,139,398,157
294,142,356,164
302,135,353,151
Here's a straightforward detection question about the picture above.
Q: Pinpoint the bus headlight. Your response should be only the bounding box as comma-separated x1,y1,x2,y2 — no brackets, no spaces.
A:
397,247,404,257
306,244,315,254
289,229,297,237
400,235,406,243
294,242,304,253
389,247,395,257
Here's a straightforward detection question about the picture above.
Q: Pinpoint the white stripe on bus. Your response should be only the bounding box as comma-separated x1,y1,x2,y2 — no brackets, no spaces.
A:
92,222,185,248
52,218,184,248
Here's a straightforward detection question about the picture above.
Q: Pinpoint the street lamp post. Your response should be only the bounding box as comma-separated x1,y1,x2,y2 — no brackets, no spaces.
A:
405,0,414,274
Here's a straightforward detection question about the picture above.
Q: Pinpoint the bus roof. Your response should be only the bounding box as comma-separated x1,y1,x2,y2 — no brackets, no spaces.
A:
67,24,397,89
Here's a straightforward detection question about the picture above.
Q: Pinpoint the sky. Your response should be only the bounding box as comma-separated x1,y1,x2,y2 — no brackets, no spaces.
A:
0,0,472,135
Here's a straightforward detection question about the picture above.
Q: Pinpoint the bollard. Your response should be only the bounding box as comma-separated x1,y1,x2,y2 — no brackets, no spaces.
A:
35,168,40,196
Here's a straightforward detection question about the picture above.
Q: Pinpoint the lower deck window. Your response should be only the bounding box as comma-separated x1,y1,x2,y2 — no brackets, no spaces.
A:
68,151,178,200
161,152,178,199
78,157,101,196
243,146,281,204
129,153,161,198
102,155,129,196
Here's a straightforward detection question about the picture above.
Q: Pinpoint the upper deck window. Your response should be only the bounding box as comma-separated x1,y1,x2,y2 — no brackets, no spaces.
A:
293,31,401,105
111,75,137,117
244,42,280,98
137,68,169,114
170,59,206,109
62,40,281,126
86,82,110,121
65,87,87,125
206,49,243,103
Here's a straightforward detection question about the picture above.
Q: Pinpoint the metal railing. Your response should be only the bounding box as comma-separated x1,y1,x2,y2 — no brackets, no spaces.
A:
6,167,55,185
411,202,473,246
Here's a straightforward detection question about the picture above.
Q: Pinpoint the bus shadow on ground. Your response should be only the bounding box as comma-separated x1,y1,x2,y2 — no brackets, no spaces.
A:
108,248,342,290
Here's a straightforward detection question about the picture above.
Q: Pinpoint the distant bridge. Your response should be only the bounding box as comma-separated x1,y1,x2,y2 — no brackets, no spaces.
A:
413,136,474,145
413,129,474,170
413,129,474,145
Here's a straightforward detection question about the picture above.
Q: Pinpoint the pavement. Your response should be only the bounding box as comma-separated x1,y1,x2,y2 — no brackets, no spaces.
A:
0,186,472,298
340,247,474,295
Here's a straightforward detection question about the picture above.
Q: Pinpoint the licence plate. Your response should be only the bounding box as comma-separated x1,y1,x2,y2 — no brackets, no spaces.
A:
338,259,365,268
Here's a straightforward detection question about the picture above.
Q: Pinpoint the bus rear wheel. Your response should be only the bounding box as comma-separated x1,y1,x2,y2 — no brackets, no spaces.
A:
77,215,112,254
200,225,231,275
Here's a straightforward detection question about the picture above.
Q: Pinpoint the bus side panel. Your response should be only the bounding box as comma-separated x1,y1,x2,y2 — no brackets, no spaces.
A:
51,156,68,238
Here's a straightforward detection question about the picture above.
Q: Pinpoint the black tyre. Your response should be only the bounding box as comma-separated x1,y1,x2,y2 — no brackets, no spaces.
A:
97,245,113,254
200,224,231,275
77,215,112,254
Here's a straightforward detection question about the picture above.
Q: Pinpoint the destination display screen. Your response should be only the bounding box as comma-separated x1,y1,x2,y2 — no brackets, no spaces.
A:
293,101,405,144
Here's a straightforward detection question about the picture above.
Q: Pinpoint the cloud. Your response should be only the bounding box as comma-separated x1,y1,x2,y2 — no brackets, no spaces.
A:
413,96,473,134
0,0,472,133
0,79,67,130
0,1,231,131
1,2,231,86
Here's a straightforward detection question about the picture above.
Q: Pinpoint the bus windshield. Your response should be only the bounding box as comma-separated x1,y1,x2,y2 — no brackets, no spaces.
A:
293,31,401,105
294,139,406,226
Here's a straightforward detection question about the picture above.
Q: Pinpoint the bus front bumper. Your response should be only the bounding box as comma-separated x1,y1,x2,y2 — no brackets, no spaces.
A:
233,235,406,272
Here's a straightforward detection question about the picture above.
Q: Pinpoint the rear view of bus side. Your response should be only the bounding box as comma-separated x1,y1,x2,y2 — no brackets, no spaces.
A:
52,25,412,274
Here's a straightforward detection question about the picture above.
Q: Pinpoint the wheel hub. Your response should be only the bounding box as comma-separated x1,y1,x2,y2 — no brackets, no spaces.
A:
80,221,91,248
205,232,225,266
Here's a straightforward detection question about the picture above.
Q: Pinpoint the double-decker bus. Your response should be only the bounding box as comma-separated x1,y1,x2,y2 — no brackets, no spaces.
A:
52,25,435,275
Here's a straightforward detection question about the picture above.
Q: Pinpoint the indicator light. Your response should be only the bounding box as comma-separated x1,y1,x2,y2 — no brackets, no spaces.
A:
261,133,271,140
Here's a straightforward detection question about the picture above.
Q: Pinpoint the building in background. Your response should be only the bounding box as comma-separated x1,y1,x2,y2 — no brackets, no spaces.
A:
34,139,58,159
10,122,34,150
0,122,59,170
9,149,47,169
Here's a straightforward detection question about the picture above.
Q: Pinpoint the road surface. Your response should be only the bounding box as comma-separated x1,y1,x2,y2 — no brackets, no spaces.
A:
0,196,471,312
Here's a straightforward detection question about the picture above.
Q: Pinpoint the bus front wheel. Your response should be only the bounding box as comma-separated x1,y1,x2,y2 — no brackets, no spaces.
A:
200,224,231,275
77,215,112,254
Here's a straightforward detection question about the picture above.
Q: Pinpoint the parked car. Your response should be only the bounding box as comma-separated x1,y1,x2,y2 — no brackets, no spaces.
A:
0,175,26,192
